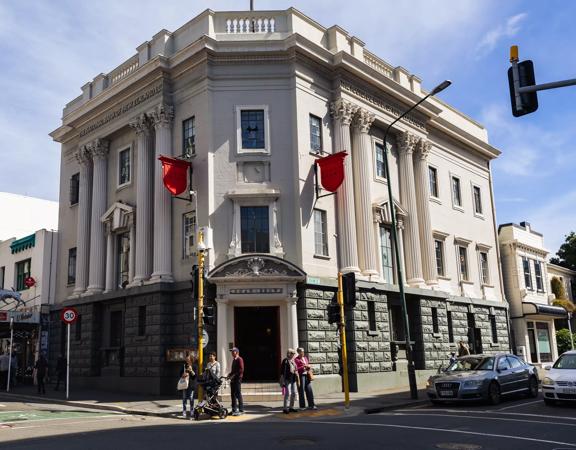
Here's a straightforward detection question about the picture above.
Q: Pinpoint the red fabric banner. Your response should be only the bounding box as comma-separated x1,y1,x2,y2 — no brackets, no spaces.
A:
316,151,348,192
158,156,191,196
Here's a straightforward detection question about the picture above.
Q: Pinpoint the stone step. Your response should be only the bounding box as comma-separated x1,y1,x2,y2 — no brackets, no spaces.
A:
216,382,284,402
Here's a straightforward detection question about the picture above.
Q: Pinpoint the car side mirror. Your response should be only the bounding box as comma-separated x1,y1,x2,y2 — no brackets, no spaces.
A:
544,365,551,370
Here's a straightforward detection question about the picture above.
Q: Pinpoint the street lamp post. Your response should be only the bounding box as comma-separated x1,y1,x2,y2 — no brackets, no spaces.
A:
381,80,451,400
197,230,207,402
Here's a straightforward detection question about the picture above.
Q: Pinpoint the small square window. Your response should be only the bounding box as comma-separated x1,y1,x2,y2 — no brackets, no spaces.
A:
309,115,322,153
118,148,131,186
183,212,196,259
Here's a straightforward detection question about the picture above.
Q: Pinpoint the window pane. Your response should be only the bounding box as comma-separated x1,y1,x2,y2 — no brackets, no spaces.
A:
241,110,265,149
480,252,489,285
523,257,533,290
368,302,377,332
536,322,552,362
68,248,77,285
313,209,328,256
447,311,454,343
375,143,387,178
534,261,543,291
428,166,438,197
380,225,394,283
473,186,482,214
459,246,468,281
241,206,270,253
138,306,146,336
70,173,79,205
183,117,196,154
435,240,444,277
452,177,461,206
183,212,196,258
116,233,130,289
119,149,130,185
309,115,322,152
490,315,498,343
432,307,439,333
16,259,31,291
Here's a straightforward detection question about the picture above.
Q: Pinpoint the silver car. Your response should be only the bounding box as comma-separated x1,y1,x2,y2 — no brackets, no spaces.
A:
426,353,539,405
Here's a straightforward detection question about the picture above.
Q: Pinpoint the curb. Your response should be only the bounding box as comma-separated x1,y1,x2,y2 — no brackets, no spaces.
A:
363,399,428,414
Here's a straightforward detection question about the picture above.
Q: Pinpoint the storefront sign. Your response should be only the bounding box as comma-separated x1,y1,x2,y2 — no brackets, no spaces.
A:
166,348,197,362
0,311,40,323
229,288,283,295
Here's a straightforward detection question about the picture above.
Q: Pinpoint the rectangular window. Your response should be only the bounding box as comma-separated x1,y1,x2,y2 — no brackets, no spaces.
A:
75,315,82,341
67,248,77,285
241,206,270,253
313,209,328,256
451,176,462,207
523,257,533,290
473,185,483,215
182,211,196,258
138,306,146,337
110,311,123,348
309,115,322,153
480,251,490,285
435,240,445,277
536,322,552,362
432,307,439,334
458,246,469,281
428,166,438,198
70,173,79,205
118,148,131,186
534,260,544,292
15,259,31,291
116,233,130,289
490,315,498,343
375,143,387,179
368,302,377,332
0,266,4,290
379,225,394,283
447,311,454,343
183,116,196,155
241,110,265,149
527,322,538,363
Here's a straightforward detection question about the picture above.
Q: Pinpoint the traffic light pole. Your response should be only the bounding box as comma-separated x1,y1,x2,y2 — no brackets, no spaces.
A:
337,272,350,409
197,230,205,402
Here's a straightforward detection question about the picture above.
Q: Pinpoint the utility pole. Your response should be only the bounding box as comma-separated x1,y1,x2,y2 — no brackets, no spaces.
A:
337,272,350,408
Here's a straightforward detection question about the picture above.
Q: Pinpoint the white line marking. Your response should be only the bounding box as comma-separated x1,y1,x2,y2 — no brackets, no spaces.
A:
290,420,576,447
389,412,576,427
399,408,576,421
497,400,541,411
9,415,160,430
1,414,121,426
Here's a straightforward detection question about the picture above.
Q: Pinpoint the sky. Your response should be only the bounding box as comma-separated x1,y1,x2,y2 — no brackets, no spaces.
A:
0,0,575,255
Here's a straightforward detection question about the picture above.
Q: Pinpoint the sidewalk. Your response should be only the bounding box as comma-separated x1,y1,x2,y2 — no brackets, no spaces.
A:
0,383,428,419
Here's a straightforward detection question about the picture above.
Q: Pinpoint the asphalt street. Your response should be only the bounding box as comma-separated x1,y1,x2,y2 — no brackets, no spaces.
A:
0,393,575,450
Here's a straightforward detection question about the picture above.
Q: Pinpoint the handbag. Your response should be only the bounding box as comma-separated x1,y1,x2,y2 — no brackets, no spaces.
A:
306,368,314,382
177,376,189,391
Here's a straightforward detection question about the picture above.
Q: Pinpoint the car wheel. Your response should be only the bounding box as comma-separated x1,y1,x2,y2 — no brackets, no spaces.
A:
527,377,538,398
488,382,501,405
544,398,556,406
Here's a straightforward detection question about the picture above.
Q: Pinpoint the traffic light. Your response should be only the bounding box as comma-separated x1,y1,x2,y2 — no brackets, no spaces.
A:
342,272,356,308
327,300,341,325
203,305,215,326
190,265,199,300
508,46,538,117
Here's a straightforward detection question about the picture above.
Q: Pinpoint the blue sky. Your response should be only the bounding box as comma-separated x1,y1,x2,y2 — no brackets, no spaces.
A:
0,0,575,254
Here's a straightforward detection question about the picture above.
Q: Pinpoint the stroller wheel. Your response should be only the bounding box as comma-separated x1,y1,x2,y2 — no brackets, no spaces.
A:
219,408,228,419
193,409,200,421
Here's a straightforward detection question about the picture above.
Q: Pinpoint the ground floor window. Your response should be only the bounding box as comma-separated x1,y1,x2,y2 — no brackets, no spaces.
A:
527,321,553,363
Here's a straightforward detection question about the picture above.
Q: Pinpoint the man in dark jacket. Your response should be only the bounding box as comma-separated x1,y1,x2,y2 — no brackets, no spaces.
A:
55,354,66,391
227,347,244,416
34,355,49,394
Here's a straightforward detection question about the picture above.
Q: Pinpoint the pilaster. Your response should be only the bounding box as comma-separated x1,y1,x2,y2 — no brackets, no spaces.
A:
73,145,93,296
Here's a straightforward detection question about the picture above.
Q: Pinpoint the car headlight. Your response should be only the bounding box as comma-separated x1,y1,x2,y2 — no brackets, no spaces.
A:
463,380,484,387
542,377,554,386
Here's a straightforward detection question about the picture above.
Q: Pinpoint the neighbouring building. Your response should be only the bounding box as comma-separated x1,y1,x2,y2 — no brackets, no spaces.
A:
499,222,566,366
49,8,509,394
0,192,58,242
547,262,576,333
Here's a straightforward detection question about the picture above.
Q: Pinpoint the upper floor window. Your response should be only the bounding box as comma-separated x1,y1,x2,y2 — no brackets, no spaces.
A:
15,259,31,291
534,260,544,292
313,209,328,256
479,251,490,285
523,257,533,290
116,233,130,289
473,185,483,216
183,116,196,156
118,148,131,187
182,211,196,259
70,173,79,206
241,206,269,253
435,239,445,277
451,176,462,208
67,248,77,285
309,115,322,153
375,143,387,179
429,166,439,198
380,225,394,283
241,109,265,149
458,246,469,281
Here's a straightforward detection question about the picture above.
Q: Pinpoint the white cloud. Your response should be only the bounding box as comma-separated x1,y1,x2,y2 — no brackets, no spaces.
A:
475,12,528,58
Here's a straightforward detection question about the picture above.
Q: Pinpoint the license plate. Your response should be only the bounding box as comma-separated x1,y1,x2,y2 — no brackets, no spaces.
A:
562,388,576,394
439,390,455,397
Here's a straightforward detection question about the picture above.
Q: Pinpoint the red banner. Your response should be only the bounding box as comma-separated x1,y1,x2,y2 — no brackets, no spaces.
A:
316,152,348,192
159,156,191,196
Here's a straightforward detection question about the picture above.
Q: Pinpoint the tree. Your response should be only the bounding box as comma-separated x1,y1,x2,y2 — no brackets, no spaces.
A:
551,276,568,301
550,231,576,271
556,328,575,355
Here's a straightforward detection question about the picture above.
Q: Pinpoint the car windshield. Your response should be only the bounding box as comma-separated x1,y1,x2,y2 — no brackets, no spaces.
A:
553,354,576,369
446,356,495,372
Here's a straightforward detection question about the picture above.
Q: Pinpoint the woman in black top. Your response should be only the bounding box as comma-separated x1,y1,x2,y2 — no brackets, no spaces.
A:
280,348,298,414
180,356,197,419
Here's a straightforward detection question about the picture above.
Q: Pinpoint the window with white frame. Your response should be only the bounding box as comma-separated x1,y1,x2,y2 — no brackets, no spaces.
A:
479,251,490,285
458,245,469,281
435,239,445,277
15,259,31,291
534,260,544,292
375,143,387,179
379,225,394,283
236,106,270,154
472,185,483,216
183,211,196,259
451,176,462,208
118,148,131,187
183,116,196,156
313,209,328,256
523,257,533,290
241,206,270,253
429,166,439,198
309,115,322,153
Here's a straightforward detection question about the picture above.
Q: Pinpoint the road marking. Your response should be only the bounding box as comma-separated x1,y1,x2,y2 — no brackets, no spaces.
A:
389,412,576,427
497,400,541,411
9,415,159,430
1,414,121,425
288,420,576,447
402,408,576,422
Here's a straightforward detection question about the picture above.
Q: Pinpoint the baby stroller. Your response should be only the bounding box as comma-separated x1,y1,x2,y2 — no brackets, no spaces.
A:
193,376,228,420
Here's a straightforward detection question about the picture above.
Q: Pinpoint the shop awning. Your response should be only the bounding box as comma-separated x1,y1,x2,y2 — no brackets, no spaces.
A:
10,234,35,254
522,302,567,317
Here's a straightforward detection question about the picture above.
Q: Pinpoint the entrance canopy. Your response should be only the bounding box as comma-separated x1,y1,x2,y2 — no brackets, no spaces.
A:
207,254,306,284
522,302,567,318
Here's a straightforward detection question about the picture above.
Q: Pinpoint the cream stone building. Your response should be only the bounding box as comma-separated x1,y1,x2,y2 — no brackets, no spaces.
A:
50,8,509,394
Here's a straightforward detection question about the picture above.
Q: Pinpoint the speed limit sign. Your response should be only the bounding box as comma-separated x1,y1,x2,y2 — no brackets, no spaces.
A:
61,307,79,324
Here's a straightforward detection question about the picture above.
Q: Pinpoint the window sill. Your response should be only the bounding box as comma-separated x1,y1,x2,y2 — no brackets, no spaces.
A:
367,330,379,337
374,176,388,185
490,342,500,348
237,149,270,156
69,203,78,208
313,254,330,260
452,205,465,213
437,275,451,281
116,182,132,192
473,213,485,220
460,280,474,285
482,284,495,289
429,196,442,205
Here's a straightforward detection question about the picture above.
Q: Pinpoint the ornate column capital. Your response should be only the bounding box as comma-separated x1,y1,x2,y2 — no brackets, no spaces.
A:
129,113,152,136
397,131,419,155
150,103,174,129
91,138,110,160
352,108,375,133
416,138,432,160
330,98,358,126
75,145,93,166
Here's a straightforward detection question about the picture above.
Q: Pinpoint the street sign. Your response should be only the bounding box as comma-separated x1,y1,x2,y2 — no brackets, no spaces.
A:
202,329,209,348
61,307,78,324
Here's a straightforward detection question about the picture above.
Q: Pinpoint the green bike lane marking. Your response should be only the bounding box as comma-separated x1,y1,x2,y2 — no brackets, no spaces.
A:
0,410,118,424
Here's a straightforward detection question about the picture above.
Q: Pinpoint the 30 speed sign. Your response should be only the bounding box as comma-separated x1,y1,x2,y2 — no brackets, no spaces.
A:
61,307,79,324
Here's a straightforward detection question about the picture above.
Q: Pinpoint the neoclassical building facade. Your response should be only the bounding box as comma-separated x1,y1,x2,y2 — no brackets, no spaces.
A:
50,8,509,393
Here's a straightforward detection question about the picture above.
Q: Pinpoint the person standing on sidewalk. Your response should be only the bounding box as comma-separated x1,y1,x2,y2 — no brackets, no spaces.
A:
55,354,67,391
180,355,197,419
205,352,221,381
0,352,9,387
295,347,316,410
227,347,244,416
34,354,49,395
280,349,298,414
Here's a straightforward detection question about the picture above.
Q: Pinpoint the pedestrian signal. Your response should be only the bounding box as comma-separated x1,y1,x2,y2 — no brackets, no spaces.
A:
328,301,341,325
342,272,356,308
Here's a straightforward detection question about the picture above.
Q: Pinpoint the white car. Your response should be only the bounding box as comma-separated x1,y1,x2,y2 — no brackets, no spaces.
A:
542,350,576,405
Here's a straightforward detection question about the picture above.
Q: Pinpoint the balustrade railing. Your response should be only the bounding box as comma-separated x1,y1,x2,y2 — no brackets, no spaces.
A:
109,55,140,86
363,50,394,79
225,17,276,34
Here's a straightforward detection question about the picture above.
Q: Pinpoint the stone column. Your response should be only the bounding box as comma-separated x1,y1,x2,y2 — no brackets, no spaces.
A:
150,104,174,283
73,145,93,296
216,299,229,375
87,139,109,295
330,98,359,273
129,114,154,284
414,139,437,285
104,224,115,293
396,131,424,286
286,297,299,350
352,109,378,276
129,221,135,283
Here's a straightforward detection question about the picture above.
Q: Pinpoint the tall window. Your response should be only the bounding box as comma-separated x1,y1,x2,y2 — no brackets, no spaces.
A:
182,211,196,258
523,257,533,290
431,307,439,333
490,315,498,343
241,206,270,253
375,143,387,179
241,110,265,149
118,148,131,186
67,248,77,285
447,311,454,343
473,185,483,215
138,306,147,337
15,259,31,291
116,233,130,289
428,166,438,198
451,176,462,207
70,173,79,205
458,246,469,281
379,225,394,283
309,115,322,153
0,266,4,289
313,209,328,256
435,240,445,277
479,251,490,285
534,260,544,292
368,302,377,332
183,116,196,155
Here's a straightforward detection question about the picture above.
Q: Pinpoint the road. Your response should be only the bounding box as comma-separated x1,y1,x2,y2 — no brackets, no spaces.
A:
0,394,575,449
